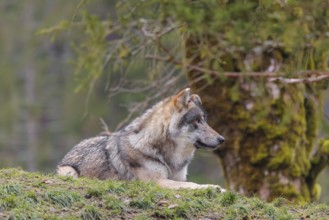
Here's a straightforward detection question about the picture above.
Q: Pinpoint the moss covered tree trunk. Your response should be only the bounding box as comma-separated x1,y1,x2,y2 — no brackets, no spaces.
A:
185,36,328,202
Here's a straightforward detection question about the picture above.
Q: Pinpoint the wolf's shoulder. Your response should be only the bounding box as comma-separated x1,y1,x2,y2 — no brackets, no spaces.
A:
72,135,110,150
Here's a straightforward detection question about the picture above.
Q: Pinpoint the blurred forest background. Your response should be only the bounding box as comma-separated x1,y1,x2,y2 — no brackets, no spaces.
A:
0,0,329,203
0,1,221,185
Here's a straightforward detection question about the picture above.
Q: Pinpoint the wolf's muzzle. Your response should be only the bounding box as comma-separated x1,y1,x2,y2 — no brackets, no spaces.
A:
195,135,225,149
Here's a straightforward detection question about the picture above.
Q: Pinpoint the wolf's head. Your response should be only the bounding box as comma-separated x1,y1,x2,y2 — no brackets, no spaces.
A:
169,88,225,150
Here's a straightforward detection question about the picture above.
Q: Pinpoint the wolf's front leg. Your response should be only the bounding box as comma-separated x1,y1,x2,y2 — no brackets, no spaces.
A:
157,179,226,192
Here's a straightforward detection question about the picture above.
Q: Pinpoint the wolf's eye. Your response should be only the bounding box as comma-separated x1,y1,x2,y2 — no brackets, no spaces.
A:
195,118,202,124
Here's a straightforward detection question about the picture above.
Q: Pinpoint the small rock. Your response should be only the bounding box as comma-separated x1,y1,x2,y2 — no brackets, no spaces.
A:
42,180,53,184
157,200,169,206
174,194,181,199
168,204,178,209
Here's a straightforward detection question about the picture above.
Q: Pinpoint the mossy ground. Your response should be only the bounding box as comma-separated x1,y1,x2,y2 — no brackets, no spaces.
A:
0,168,329,220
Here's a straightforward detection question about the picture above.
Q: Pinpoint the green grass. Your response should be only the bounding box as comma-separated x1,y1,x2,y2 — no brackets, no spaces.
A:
0,168,328,219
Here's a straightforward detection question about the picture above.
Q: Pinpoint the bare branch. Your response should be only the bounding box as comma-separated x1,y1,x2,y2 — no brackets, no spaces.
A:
270,74,329,84
145,55,329,84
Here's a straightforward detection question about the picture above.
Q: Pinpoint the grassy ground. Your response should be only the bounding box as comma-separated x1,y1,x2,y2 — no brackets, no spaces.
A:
0,168,329,219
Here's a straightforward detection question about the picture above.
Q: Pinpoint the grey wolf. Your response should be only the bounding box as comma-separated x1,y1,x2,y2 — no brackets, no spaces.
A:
57,88,225,190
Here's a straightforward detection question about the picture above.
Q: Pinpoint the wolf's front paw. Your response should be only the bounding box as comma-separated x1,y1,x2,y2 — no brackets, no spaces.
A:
201,184,226,193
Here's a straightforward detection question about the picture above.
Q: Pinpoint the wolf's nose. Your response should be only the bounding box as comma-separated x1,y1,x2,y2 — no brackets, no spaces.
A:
218,136,225,144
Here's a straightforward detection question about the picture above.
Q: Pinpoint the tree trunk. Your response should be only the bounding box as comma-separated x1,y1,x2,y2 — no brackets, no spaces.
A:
185,35,327,202
23,3,38,171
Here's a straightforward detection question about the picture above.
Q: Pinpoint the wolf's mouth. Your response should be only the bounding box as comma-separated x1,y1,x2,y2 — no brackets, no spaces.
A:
194,140,219,149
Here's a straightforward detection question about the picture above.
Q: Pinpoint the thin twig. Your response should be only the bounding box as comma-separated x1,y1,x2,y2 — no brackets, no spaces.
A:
99,117,110,133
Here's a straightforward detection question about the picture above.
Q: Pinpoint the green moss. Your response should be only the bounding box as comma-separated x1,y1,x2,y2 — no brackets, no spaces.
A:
199,80,319,202
295,150,311,176
269,182,304,202
319,139,329,155
268,144,293,169
311,183,321,201
290,164,302,177
249,144,268,164
184,15,327,201
306,138,329,201
260,123,287,139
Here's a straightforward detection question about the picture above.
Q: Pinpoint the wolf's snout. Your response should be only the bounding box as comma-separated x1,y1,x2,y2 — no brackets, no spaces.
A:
217,136,225,145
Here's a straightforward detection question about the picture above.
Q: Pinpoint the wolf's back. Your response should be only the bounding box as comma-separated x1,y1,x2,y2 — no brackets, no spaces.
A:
57,136,122,180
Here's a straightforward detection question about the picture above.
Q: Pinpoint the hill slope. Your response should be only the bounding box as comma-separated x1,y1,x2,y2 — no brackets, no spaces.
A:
0,168,328,219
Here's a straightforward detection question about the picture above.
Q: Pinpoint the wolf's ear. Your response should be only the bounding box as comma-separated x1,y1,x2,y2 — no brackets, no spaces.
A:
190,94,202,106
174,88,190,109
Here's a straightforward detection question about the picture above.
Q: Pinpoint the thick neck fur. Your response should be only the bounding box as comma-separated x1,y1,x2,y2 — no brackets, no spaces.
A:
124,96,172,138
123,96,194,173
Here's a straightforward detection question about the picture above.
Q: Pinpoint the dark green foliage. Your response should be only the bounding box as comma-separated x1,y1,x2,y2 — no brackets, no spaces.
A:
63,0,329,89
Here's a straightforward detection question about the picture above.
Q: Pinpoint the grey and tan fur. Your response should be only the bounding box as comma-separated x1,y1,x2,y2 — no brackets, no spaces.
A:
57,88,225,191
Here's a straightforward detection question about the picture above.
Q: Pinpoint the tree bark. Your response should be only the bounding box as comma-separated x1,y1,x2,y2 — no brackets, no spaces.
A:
185,35,327,202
